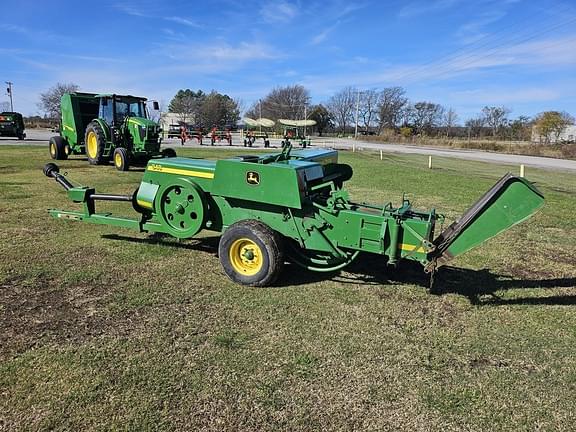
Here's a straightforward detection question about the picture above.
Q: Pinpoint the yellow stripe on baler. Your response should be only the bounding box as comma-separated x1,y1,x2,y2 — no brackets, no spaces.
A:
147,165,214,179
136,199,153,209
400,244,426,253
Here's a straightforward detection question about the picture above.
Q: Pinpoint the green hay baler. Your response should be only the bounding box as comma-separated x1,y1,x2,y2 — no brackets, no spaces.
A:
49,92,175,171
44,144,544,287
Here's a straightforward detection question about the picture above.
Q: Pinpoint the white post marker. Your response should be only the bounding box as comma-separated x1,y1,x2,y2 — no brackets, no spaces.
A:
353,142,356,152
520,164,525,178
428,155,432,169
380,149,383,160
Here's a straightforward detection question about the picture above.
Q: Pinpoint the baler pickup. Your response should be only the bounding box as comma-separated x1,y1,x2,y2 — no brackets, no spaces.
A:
427,173,544,271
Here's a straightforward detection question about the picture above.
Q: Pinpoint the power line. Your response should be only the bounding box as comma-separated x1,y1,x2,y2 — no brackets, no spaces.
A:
388,6,576,84
422,15,576,82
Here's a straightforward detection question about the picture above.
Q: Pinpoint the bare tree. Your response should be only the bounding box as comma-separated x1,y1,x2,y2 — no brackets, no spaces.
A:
234,97,246,117
358,89,379,133
442,108,459,137
410,102,445,135
38,82,80,119
482,106,511,137
326,86,356,132
247,85,310,120
509,115,532,141
376,86,408,132
465,117,486,138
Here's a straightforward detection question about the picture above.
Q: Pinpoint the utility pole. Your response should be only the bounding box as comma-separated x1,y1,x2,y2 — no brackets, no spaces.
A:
5,82,13,111
258,99,262,133
354,88,360,138
304,104,307,137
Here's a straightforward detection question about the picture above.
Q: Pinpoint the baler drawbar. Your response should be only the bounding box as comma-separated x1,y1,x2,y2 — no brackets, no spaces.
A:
44,144,544,287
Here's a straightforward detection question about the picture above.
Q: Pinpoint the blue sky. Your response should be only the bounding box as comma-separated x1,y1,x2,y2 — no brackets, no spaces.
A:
1,0,575,120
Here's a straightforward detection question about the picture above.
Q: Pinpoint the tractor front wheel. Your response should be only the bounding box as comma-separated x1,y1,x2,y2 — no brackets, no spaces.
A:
49,136,68,160
162,148,177,158
85,121,107,165
219,220,284,287
113,147,130,171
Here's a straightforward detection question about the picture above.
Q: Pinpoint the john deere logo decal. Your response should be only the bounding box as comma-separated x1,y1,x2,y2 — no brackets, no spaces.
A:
246,171,260,185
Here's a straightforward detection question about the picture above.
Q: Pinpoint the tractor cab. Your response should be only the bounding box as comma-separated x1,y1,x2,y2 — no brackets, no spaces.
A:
97,94,149,126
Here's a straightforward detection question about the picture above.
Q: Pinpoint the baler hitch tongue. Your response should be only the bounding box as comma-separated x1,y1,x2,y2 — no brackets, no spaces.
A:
426,173,544,270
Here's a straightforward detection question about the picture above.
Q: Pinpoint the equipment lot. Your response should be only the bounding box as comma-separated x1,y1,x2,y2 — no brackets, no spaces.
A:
1,145,575,430
3,129,576,172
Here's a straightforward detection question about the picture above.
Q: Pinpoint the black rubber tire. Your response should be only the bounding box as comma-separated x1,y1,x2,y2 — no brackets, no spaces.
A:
162,148,177,158
218,220,284,287
85,121,107,165
18,133,24,140
113,147,130,171
49,136,68,160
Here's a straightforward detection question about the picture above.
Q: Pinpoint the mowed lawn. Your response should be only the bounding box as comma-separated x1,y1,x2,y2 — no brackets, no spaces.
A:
1,144,575,431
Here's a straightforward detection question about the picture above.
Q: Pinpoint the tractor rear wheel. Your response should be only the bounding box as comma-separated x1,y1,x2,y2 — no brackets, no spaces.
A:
49,136,68,160
113,147,130,171
85,121,107,165
219,220,284,287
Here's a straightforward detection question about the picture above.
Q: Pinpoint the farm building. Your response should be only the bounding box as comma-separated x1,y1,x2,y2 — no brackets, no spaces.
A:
532,124,576,143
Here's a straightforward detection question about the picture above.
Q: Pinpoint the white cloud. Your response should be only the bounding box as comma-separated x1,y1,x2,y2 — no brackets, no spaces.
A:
113,3,148,17
456,10,506,44
398,0,461,18
310,22,339,45
260,1,298,23
164,16,202,28
0,24,27,33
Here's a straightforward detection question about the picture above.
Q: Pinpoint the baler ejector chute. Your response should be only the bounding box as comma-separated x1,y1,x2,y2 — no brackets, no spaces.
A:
44,145,544,288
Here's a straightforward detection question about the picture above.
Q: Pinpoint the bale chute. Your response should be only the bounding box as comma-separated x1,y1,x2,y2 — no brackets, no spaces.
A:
426,173,545,271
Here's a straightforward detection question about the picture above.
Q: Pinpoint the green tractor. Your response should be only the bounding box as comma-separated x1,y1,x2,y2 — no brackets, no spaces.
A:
49,92,175,171
0,112,26,140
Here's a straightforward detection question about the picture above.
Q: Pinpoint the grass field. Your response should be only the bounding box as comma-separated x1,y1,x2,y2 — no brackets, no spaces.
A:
1,145,575,431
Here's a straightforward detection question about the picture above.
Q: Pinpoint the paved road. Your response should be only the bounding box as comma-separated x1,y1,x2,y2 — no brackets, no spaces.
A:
2,129,576,173
311,136,576,173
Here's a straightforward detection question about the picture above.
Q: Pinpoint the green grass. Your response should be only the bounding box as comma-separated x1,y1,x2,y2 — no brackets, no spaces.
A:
1,145,575,431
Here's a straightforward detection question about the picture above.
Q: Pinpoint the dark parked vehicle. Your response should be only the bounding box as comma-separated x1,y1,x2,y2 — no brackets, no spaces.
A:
0,112,25,140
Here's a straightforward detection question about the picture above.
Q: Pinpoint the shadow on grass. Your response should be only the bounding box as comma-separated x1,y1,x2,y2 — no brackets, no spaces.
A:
101,233,220,254
64,157,146,171
344,253,576,306
100,235,576,305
